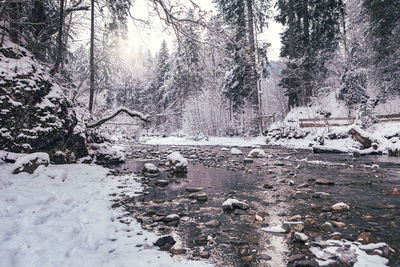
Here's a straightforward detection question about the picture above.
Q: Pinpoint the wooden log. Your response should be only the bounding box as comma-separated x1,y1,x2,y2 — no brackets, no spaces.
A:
348,128,373,149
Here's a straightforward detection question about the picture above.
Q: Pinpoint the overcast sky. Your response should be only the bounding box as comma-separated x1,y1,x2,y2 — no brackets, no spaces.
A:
122,0,283,61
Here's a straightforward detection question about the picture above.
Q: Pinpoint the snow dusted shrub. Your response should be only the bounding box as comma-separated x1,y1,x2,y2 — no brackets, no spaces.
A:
355,103,378,129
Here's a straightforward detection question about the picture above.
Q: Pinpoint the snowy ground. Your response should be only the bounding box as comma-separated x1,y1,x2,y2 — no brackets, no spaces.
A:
140,135,267,147
0,154,211,267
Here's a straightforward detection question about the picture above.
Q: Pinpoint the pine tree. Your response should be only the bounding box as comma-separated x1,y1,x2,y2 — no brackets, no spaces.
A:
276,0,344,107
363,0,400,95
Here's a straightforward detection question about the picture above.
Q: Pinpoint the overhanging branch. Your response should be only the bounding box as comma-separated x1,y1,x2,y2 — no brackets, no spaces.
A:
86,107,150,128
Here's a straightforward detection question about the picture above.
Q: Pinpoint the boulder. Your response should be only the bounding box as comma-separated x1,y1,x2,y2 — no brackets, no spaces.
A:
0,40,88,160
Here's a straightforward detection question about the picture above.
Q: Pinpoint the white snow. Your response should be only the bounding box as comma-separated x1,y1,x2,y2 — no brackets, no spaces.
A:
143,163,159,172
0,156,211,267
310,239,389,267
141,135,266,147
261,225,286,233
12,152,50,173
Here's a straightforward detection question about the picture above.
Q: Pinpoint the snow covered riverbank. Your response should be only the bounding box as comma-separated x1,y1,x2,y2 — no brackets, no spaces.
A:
0,153,211,267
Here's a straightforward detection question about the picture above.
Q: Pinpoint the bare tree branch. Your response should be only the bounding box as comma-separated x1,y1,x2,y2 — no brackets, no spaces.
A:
86,107,150,128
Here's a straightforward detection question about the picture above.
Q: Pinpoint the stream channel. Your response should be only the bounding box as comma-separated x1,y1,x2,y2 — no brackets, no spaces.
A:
111,145,400,267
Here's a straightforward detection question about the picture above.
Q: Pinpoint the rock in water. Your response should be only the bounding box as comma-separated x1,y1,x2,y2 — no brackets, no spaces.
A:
142,163,159,174
0,38,87,160
166,152,188,173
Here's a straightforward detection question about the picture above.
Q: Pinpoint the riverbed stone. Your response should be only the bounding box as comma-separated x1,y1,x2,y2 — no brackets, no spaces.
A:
283,221,304,232
321,222,335,232
142,163,159,174
205,219,221,228
331,202,350,211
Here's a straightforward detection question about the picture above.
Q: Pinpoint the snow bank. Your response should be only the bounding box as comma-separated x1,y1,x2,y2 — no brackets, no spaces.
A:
0,157,211,267
266,92,400,155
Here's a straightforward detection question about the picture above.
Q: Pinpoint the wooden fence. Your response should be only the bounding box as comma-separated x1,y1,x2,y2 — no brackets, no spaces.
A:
299,113,400,128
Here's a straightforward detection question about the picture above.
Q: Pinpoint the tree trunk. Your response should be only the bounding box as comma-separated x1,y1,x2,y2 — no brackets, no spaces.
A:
302,0,312,105
9,2,20,44
245,0,258,107
287,0,295,110
51,0,65,75
89,0,95,114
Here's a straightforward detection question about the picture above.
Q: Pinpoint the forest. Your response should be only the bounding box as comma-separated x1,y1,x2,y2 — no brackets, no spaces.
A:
1,0,400,266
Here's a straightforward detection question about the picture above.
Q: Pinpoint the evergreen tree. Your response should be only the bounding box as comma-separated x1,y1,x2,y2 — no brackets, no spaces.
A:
363,0,400,95
276,0,344,107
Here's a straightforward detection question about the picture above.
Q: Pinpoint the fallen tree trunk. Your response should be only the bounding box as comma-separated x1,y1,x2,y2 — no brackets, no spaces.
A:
348,127,374,149
86,108,150,129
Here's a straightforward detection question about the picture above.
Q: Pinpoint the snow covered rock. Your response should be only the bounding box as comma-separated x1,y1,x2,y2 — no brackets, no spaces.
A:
247,148,266,158
13,152,50,174
166,152,188,173
142,163,159,174
91,143,126,165
230,148,243,155
0,38,87,160
222,198,250,211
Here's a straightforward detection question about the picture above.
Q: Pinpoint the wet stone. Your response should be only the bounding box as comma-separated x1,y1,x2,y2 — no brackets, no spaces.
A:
200,250,210,258
321,222,335,233
312,192,330,199
294,259,319,267
204,219,221,228
155,180,169,187
263,183,273,189
154,236,176,250
185,187,203,193
315,179,335,185
244,158,254,164
288,254,306,263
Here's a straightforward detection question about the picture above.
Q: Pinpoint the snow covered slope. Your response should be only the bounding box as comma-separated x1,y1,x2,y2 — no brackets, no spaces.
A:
0,155,211,267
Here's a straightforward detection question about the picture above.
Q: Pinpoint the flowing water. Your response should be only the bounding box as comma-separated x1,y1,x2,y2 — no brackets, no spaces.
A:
114,145,400,266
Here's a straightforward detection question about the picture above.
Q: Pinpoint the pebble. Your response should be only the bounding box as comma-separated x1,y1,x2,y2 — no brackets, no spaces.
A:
185,187,203,193
243,158,254,164
288,254,306,263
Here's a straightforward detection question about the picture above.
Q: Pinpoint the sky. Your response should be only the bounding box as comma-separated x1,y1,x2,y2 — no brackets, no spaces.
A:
121,0,283,61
